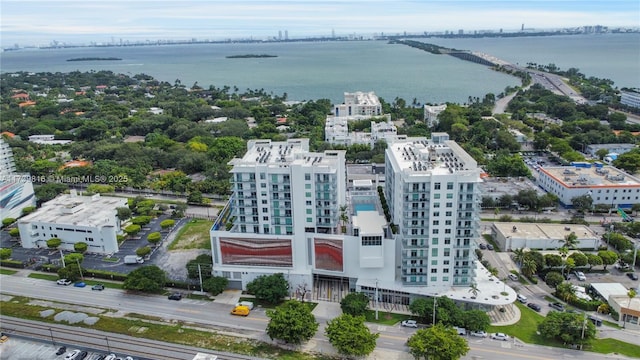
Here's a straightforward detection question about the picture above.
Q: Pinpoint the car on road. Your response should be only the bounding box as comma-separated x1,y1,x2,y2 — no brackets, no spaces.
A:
401,320,418,328
486,244,494,250
470,330,487,338
549,302,565,312
103,354,117,360
56,346,67,355
73,282,86,288
508,273,519,281
574,271,586,281
92,284,105,291
490,332,509,341
56,279,72,286
615,262,630,270
76,351,88,360
627,273,638,281
168,293,182,300
588,315,603,327
527,303,542,312
478,243,487,250
516,294,527,303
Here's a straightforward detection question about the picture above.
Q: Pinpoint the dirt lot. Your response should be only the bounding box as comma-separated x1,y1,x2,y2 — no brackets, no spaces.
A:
152,219,212,281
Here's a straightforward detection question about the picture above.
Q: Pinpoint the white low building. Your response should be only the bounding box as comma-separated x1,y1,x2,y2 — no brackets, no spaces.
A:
491,222,600,251
424,104,447,128
585,144,636,158
536,163,640,208
17,192,127,254
334,91,382,118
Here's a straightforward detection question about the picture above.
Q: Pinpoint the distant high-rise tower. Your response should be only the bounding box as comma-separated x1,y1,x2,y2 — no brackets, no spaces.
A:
332,29,335,38
285,30,288,40
521,24,524,31
279,30,282,40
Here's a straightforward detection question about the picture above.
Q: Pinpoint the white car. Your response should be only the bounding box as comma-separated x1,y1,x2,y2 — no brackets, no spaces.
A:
453,326,467,335
491,332,509,341
64,350,80,360
508,273,519,281
401,320,418,328
517,294,528,303
236,301,255,310
470,330,488,338
574,271,586,281
56,279,72,286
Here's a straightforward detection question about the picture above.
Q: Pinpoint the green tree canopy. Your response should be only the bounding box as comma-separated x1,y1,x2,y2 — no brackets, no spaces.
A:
545,271,565,288
587,253,603,270
73,242,88,253
124,224,142,236
123,265,167,292
116,207,132,221
266,300,319,344
8,228,20,238
186,254,213,279
160,219,175,229
597,250,618,270
202,276,228,295
0,248,12,260
136,246,151,257
406,323,470,360
340,292,370,317
538,311,596,346
325,314,379,358
246,273,289,304
461,310,491,332
46,238,62,249
147,232,162,245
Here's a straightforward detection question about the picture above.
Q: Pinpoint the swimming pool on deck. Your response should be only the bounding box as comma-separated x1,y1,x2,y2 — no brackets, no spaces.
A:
354,203,376,214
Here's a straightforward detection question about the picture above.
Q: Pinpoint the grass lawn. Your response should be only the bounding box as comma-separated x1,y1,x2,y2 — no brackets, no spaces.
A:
364,310,411,325
28,273,59,281
168,219,214,250
0,268,18,275
488,302,640,358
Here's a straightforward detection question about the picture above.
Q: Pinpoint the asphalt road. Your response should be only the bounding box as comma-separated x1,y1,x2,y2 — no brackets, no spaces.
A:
1,275,637,360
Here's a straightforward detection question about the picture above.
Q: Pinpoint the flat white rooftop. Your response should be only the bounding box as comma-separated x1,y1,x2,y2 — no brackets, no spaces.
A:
493,222,598,241
352,211,385,235
540,165,640,188
230,139,344,169
388,138,478,176
20,193,124,228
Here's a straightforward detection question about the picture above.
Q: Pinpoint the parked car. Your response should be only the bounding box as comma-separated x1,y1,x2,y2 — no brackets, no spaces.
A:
615,262,630,270
92,284,105,291
168,293,182,300
574,271,586,281
470,330,487,338
103,354,117,360
549,302,565,312
73,282,86,288
64,350,81,360
453,326,467,335
508,273,519,281
76,351,88,360
491,332,509,341
235,301,255,310
55,346,67,355
478,243,487,250
627,273,638,281
486,244,494,250
231,305,250,316
401,320,418,328
516,294,527,303
588,315,603,327
527,303,541,312
56,279,72,286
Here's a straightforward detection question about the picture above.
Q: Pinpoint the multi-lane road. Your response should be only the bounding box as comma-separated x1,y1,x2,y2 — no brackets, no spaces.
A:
1,275,634,360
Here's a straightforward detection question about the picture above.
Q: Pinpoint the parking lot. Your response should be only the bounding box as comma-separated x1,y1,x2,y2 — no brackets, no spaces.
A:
0,336,131,360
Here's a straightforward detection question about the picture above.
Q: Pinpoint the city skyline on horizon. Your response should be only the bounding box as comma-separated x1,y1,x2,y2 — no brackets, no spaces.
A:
1,1,639,48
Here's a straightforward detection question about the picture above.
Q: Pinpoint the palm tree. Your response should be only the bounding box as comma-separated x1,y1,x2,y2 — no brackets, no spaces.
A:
558,246,569,258
628,289,637,308
468,283,480,298
522,258,537,278
562,232,579,249
513,248,526,268
556,282,576,303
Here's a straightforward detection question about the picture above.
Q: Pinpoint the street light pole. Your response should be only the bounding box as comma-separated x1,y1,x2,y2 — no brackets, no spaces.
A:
76,259,83,280
580,313,587,350
432,297,437,325
59,249,65,268
375,279,379,321
49,328,55,346
105,337,111,353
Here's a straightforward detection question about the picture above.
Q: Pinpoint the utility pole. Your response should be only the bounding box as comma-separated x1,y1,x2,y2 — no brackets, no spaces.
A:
59,249,65,268
580,312,587,350
633,240,639,268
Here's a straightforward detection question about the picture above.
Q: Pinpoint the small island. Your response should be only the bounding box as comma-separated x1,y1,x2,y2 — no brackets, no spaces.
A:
226,54,277,59
66,57,122,62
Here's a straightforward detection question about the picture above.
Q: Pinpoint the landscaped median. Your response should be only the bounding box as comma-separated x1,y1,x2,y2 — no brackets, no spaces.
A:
0,295,340,360
487,302,640,358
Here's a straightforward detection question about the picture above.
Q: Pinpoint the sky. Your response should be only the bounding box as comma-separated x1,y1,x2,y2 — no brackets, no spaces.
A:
1,0,639,47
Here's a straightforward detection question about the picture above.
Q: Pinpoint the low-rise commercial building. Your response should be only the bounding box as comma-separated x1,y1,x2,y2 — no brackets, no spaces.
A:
491,222,599,251
17,191,127,254
584,143,636,158
537,163,640,208
620,89,640,109
334,91,382,118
